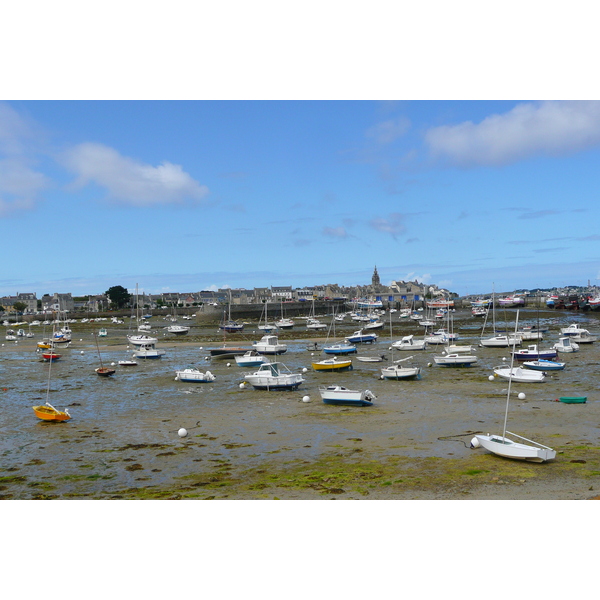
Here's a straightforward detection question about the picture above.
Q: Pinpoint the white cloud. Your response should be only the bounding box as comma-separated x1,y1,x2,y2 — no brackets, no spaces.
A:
323,226,348,238
366,117,410,144
0,103,37,155
369,212,406,239
425,101,600,167
0,158,50,217
61,142,209,206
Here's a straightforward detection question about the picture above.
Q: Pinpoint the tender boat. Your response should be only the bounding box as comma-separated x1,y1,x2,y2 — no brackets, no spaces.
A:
175,368,216,382
557,396,587,404
41,351,62,361
95,367,116,377
244,362,304,390
319,385,376,406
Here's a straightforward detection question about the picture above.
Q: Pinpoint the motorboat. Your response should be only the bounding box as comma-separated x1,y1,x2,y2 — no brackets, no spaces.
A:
132,343,165,359
175,368,216,382
553,337,579,353
234,351,267,367
276,317,295,329
319,385,376,407
306,318,327,330
244,362,304,390
252,335,287,355
391,335,427,351
511,344,557,361
345,329,378,344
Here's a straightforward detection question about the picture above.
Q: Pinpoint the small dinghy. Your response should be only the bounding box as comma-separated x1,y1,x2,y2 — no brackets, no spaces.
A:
175,368,216,382
523,359,565,371
319,385,376,407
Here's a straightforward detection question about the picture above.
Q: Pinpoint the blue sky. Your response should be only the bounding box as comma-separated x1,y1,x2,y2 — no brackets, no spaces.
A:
2,4,600,299
2,98,600,298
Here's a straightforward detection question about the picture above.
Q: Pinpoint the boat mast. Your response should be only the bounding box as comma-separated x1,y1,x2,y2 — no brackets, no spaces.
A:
502,309,520,440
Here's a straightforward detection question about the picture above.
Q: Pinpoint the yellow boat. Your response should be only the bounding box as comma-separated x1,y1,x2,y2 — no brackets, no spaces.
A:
37,339,52,349
32,402,71,422
312,357,353,371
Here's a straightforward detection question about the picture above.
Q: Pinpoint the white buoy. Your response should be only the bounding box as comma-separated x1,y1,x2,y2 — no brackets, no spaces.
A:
302,395,311,403
111,362,115,366
178,428,188,438
502,356,507,361
427,362,432,367
488,375,494,381
227,363,231,367
302,367,308,373
518,392,526,400
239,382,245,388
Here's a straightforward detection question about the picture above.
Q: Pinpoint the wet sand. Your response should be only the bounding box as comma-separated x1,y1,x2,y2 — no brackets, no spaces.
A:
2,309,600,500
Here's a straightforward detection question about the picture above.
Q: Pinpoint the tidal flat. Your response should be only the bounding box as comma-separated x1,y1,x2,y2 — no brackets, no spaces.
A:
2,308,600,500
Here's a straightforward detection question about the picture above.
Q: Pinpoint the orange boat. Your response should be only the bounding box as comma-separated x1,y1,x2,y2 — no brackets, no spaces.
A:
32,402,71,422
42,351,62,361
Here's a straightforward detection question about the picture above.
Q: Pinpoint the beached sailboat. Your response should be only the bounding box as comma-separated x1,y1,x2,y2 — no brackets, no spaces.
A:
257,301,278,333
219,292,244,332
32,341,71,422
323,308,357,355
471,310,556,462
380,312,421,379
312,355,353,371
93,332,116,376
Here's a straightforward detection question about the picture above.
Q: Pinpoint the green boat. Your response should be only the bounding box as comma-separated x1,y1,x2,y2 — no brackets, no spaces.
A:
557,396,587,404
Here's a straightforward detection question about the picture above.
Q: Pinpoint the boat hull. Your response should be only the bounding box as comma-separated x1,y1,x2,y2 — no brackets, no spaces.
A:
32,405,71,422
472,434,556,462
557,396,587,404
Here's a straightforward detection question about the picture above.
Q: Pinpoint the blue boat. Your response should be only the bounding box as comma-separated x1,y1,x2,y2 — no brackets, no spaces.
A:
323,342,357,355
345,329,378,344
523,359,566,371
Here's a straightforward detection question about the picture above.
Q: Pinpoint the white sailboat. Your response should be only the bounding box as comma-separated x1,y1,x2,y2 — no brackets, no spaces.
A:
380,311,421,380
471,310,556,462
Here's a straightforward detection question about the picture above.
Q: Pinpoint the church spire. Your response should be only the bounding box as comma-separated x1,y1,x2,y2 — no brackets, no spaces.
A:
372,265,380,288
